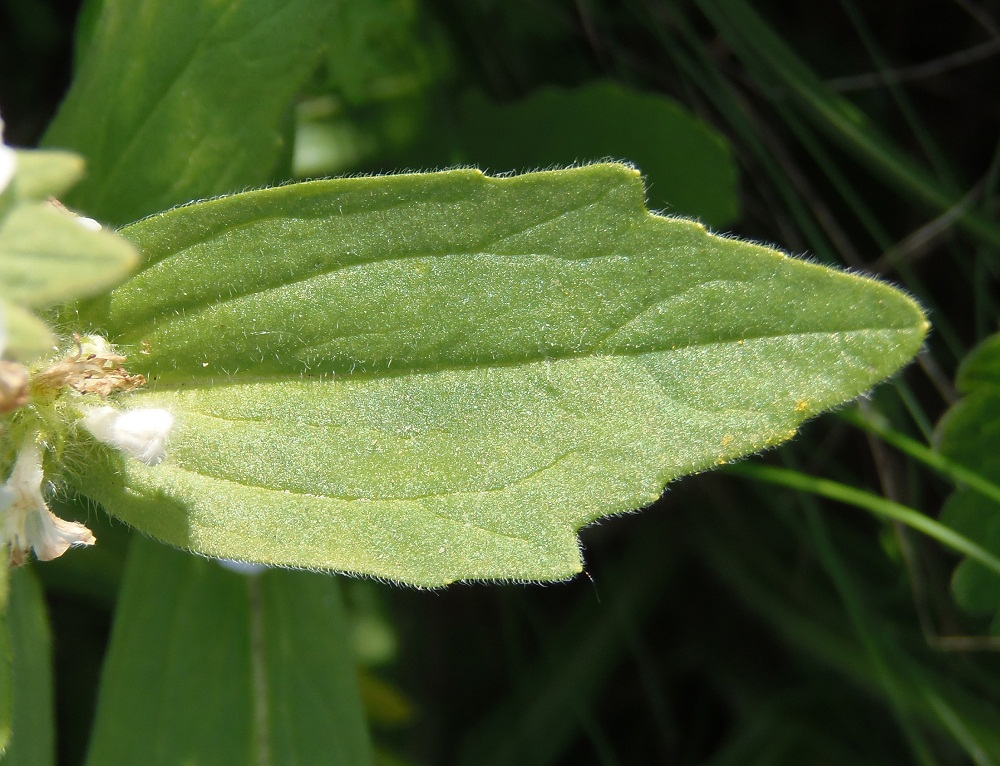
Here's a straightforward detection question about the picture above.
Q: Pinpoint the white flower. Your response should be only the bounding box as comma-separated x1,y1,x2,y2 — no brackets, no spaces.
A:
1,438,95,565
0,114,15,195
79,405,174,465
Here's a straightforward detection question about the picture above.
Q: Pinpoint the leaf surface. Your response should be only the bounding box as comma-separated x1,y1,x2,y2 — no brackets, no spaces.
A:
42,0,336,225
936,332,1000,625
457,82,740,227
0,568,55,765
84,537,372,766
71,164,927,586
1,302,55,363
0,204,137,308
8,150,85,204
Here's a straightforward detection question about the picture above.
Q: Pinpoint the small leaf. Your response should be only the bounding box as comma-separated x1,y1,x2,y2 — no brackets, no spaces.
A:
0,202,138,309
936,332,1000,622
9,151,85,203
84,537,373,766
0,301,55,363
71,164,927,586
0,145,136,363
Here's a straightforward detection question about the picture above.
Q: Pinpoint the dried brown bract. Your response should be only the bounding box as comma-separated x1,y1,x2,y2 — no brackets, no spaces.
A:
31,335,146,400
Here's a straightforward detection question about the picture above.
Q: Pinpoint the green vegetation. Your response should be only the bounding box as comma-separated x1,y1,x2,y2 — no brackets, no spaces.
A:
0,0,997,763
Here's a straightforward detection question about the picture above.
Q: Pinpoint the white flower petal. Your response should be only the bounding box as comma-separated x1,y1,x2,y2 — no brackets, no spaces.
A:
24,505,97,562
0,149,14,197
2,438,95,564
0,115,15,195
0,148,15,196
80,405,174,465
4,440,47,561
8,439,44,501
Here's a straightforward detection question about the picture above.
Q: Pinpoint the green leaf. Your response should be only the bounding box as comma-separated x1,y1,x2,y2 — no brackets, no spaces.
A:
0,302,54,363
84,537,372,766
292,0,449,178
8,151,85,204
42,0,337,226
325,0,443,105
0,203,138,309
71,164,927,586
456,82,740,227
0,568,55,765
936,332,1000,621
0,149,135,362
0,565,9,754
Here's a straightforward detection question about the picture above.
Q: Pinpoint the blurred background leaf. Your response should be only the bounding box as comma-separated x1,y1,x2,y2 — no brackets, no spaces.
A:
453,83,739,228
1,567,55,765
936,332,1000,628
83,538,373,766
42,0,339,225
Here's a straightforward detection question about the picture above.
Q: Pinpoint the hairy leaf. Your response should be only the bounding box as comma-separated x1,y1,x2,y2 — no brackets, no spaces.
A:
0,151,137,362
70,164,927,586
457,83,740,227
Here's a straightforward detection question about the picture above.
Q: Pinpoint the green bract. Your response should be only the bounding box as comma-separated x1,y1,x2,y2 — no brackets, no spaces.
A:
0,302,55,364
9,149,84,203
68,164,927,586
0,203,137,309
0,147,138,362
